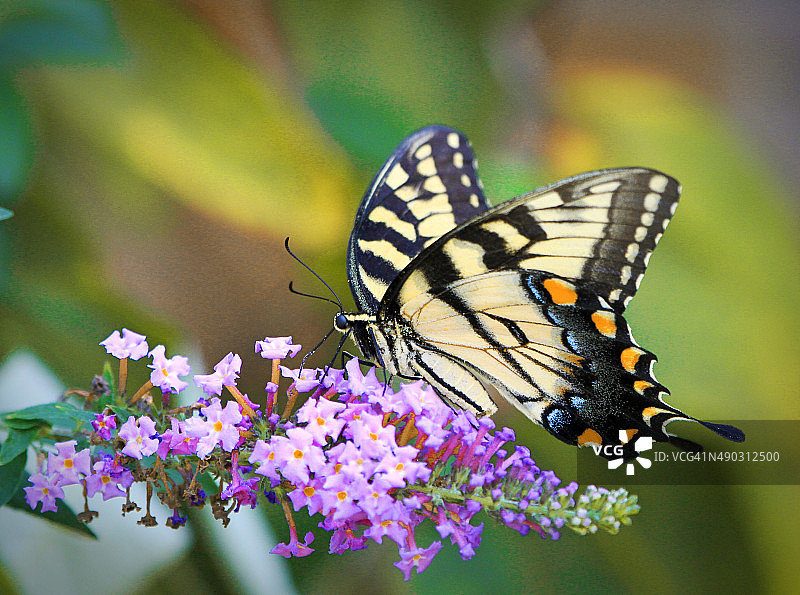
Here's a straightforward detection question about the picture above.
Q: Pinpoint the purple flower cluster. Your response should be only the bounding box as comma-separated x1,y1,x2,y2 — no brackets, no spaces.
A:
24,440,134,512
17,329,640,582
245,357,597,578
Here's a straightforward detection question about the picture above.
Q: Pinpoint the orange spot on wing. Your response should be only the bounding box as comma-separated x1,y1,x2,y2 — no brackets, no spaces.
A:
633,380,653,394
577,428,602,446
642,406,669,421
543,278,578,305
623,429,638,441
620,347,642,372
591,311,617,337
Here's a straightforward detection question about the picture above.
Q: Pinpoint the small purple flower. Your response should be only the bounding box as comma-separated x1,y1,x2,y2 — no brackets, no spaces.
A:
434,506,483,560
272,427,326,485
393,541,443,581
271,530,314,558
328,520,369,554
396,379,445,416
347,413,397,459
190,489,207,507
85,459,133,501
183,397,243,458
221,451,259,509
192,373,224,396
343,358,383,398
374,445,430,488
357,476,395,518
287,478,325,515
168,509,188,528
46,440,91,485
296,397,346,445
24,472,65,513
319,367,347,392
255,336,302,360
362,503,412,546
193,352,242,396
157,417,198,459
91,412,117,440
327,441,377,481
320,473,367,521
250,439,281,482
279,366,320,393
100,328,149,360
118,415,159,459
148,345,191,394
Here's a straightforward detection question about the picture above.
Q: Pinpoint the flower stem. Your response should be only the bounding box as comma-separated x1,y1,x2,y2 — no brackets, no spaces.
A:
128,381,153,405
225,384,257,419
279,493,300,543
271,359,280,386
119,358,129,397
281,386,299,420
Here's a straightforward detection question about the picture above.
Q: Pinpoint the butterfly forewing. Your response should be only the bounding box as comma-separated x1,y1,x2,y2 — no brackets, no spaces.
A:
386,168,680,314
346,125,490,314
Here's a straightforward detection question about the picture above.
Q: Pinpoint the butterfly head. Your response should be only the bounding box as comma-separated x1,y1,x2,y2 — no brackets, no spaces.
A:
333,311,385,368
333,313,350,333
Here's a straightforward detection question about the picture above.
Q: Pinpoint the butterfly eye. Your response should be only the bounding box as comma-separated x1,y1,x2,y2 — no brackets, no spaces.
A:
334,313,350,331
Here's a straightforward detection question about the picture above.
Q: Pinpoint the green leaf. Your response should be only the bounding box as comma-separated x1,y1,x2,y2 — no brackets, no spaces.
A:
0,427,36,464
6,481,96,538
198,471,218,496
0,451,27,506
1,416,44,431
2,402,96,430
102,359,115,393
108,404,134,422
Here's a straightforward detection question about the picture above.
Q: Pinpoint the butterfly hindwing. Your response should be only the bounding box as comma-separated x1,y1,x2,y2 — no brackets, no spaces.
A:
346,125,490,314
393,268,675,444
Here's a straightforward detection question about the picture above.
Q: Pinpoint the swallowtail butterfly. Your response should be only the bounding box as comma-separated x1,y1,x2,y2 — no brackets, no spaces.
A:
334,125,744,457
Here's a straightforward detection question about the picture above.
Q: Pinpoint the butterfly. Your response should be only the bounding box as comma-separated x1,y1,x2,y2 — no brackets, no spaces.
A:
334,125,744,457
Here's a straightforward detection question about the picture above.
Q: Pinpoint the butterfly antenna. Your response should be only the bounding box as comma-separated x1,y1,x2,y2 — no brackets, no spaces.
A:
288,281,341,308
284,237,343,309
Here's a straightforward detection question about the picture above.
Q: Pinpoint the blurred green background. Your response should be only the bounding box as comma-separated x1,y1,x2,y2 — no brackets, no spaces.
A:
0,1,798,593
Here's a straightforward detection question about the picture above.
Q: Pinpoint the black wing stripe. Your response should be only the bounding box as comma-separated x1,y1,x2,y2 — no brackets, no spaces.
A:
412,349,495,415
